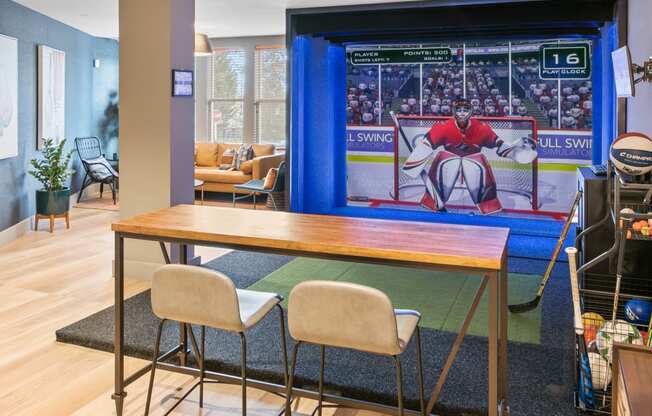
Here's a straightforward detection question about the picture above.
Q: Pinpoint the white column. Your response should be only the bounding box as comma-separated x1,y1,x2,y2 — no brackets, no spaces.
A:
508,42,513,115
463,44,467,98
557,40,562,128
377,62,382,125
119,0,196,279
419,44,423,116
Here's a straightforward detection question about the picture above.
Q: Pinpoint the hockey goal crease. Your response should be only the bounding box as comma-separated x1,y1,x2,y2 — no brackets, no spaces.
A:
392,115,539,211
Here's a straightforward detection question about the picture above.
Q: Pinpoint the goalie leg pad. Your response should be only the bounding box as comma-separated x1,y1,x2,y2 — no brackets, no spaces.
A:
420,190,439,211
427,151,462,205
460,153,502,214
420,168,445,211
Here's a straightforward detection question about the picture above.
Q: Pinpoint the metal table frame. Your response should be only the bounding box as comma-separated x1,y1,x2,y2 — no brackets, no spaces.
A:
112,230,509,416
194,179,205,205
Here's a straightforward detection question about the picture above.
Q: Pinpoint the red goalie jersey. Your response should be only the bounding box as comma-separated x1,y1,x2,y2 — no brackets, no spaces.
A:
426,118,499,157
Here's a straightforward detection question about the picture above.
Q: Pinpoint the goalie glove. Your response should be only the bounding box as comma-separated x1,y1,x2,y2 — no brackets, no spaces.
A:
402,137,435,178
496,136,537,164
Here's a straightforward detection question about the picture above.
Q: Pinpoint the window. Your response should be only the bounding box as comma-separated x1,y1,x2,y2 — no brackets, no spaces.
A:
200,40,287,145
255,47,287,146
209,48,246,142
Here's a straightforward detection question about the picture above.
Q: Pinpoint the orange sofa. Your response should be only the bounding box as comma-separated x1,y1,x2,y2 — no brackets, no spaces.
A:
194,143,284,194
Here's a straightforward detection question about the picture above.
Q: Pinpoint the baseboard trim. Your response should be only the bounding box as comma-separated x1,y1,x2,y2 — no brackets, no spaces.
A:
0,217,33,247
0,188,89,247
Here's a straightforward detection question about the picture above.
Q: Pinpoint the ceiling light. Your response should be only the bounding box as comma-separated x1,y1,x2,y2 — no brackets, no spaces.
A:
194,34,212,56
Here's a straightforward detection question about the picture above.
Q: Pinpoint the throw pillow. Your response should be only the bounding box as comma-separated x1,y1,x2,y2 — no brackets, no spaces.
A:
263,168,278,190
240,160,253,174
85,157,116,181
195,143,219,167
221,148,236,165
230,146,243,170
232,145,253,171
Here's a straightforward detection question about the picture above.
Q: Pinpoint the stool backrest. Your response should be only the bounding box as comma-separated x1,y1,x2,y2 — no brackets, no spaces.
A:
271,161,286,192
151,265,243,331
287,280,400,355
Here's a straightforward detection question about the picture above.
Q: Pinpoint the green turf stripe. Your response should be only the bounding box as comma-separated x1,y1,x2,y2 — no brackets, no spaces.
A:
348,155,587,173
347,155,395,163
248,257,542,344
537,163,589,171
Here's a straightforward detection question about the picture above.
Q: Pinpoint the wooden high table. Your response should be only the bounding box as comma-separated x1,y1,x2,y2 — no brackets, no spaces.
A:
111,205,510,416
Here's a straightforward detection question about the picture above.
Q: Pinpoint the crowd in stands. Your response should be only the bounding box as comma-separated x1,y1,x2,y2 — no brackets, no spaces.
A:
346,55,592,130
514,57,593,129
346,65,414,125
415,64,529,118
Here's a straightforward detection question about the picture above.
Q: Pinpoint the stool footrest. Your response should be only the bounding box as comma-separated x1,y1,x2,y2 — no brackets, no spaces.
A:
162,380,202,416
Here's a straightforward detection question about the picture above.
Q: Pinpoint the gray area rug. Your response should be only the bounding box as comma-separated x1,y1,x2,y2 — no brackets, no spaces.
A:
56,251,576,416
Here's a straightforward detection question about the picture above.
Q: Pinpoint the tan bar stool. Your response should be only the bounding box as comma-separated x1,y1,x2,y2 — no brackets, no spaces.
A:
145,264,288,416
284,281,425,416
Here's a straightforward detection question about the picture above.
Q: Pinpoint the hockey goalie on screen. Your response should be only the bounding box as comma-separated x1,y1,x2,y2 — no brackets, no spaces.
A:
401,99,537,215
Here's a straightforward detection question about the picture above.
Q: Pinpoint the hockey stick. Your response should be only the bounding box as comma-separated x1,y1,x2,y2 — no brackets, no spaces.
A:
390,111,414,152
612,214,632,322
566,246,595,410
509,190,583,313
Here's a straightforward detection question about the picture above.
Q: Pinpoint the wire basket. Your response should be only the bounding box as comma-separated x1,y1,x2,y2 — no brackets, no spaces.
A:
575,272,652,415
618,202,652,242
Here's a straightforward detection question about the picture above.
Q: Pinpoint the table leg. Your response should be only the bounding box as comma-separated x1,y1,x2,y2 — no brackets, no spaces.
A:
178,244,189,366
488,271,499,416
112,233,126,415
426,276,489,414
499,255,509,414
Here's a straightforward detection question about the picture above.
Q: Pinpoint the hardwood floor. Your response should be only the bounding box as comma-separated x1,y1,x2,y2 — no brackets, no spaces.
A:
0,207,374,415
74,191,271,212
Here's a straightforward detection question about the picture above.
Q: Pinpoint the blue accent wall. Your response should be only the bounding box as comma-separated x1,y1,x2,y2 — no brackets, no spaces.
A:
290,35,347,213
594,21,618,163
0,0,119,232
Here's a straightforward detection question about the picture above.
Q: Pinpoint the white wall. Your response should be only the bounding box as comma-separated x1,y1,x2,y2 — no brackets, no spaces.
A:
627,0,652,135
194,55,210,141
119,0,195,278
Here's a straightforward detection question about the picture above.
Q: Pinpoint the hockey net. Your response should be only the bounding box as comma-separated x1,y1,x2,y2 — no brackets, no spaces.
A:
393,116,539,210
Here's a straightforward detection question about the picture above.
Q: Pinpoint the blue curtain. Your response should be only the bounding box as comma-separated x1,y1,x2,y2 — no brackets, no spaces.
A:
290,36,346,214
593,21,618,163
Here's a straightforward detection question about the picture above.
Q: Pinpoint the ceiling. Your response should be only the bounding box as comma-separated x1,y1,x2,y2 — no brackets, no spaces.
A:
13,0,419,39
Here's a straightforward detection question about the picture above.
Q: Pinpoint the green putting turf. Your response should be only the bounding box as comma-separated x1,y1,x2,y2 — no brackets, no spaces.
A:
247,257,542,344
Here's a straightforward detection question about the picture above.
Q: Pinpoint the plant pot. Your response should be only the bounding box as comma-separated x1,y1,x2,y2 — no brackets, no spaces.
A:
36,188,71,216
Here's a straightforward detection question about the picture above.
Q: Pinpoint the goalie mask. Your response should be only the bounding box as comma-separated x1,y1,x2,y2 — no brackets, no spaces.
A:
453,99,472,129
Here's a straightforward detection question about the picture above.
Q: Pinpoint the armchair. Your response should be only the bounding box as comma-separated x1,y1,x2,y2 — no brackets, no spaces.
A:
75,137,119,204
233,161,286,210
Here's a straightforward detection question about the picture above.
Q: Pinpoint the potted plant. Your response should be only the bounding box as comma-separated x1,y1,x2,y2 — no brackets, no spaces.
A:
29,138,75,218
